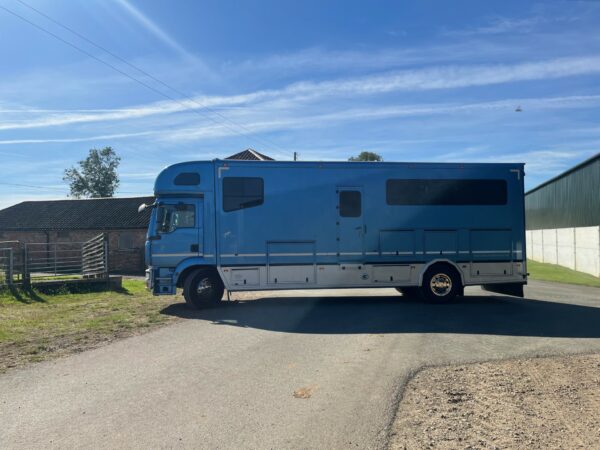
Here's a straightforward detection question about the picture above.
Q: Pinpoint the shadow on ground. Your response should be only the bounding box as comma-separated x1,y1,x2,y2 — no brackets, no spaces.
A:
2,285,46,303
161,293,600,338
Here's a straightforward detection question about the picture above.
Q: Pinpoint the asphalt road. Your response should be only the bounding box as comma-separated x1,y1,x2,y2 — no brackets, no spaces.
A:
1,280,600,449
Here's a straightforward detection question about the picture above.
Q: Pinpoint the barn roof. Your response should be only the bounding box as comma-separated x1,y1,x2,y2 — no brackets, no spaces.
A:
0,196,154,231
525,152,600,195
225,148,274,161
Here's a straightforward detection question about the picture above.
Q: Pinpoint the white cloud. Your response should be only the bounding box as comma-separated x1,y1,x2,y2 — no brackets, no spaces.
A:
112,0,215,80
0,131,158,145
142,95,600,142
445,14,580,37
113,0,190,59
0,90,273,130
285,56,600,96
3,94,600,146
3,55,600,132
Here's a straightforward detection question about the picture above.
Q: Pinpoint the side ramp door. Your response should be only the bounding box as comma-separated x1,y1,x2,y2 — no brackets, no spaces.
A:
337,187,364,262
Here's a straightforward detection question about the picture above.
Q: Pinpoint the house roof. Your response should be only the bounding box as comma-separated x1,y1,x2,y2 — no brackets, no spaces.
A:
225,148,274,161
0,196,154,231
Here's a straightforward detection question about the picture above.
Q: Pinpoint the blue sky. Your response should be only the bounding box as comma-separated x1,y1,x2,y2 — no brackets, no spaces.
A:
1,0,600,208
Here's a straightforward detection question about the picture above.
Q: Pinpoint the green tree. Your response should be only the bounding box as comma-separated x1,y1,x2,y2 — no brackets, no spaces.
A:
63,147,121,198
348,151,383,162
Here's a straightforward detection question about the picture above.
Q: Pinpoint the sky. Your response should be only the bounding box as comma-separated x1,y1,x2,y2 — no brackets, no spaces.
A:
1,0,600,208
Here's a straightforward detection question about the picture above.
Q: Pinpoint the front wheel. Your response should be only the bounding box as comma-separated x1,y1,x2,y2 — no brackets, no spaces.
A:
183,269,224,309
420,265,461,303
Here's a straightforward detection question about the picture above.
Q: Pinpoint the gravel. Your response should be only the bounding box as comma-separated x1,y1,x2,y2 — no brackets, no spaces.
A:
390,354,600,450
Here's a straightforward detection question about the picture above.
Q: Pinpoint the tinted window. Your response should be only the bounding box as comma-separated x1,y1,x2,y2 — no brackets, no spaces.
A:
174,172,200,185
340,190,361,217
386,179,507,206
223,177,264,212
157,204,195,233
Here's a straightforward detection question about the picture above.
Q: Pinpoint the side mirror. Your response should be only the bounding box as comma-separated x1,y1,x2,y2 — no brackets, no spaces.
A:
138,203,147,213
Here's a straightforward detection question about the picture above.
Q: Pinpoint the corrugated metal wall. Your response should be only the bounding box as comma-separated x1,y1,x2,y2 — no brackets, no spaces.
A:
525,155,600,230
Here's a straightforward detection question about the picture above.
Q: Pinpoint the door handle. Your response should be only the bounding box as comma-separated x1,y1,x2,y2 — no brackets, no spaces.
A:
190,244,199,252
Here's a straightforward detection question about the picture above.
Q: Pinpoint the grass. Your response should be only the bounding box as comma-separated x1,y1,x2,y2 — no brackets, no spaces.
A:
0,280,178,372
527,259,600,288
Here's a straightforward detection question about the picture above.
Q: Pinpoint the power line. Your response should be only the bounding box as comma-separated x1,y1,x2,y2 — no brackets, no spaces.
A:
0,181,143,195
16,0,289,158
0,182,65,191
1,2,292,159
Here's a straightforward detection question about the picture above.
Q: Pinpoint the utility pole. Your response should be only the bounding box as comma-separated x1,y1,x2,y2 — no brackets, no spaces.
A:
293,152,297,161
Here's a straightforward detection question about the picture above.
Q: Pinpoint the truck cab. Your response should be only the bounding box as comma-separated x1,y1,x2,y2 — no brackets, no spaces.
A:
144,161,220,302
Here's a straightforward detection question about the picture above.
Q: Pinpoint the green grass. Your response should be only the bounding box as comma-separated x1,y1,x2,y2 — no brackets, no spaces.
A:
0,280,178,372
527,259,600,288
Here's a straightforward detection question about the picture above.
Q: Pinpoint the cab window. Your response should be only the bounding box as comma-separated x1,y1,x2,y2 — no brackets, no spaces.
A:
157,204,195,233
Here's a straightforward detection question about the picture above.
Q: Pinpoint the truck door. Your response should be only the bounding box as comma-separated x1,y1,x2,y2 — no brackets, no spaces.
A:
151,199,203,267
337,187,364,262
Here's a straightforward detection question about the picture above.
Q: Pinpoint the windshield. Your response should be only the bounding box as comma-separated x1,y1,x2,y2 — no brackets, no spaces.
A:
156,203,195,233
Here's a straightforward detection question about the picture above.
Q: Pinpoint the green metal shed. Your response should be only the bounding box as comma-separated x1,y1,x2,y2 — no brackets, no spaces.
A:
525,153,600,230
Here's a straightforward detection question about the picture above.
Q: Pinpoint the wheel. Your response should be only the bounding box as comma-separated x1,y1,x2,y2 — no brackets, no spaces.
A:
183,269,224,309
395,287,422,299
420,264,461,303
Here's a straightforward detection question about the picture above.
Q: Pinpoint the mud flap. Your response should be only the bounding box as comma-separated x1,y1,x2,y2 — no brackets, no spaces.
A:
482,282,525,298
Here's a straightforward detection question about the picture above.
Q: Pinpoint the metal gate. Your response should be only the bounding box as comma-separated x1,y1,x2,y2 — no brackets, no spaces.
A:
0,233,108,287
0,241,23,285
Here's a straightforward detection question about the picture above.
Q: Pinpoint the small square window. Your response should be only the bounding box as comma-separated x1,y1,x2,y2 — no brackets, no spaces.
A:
340,191,361,217
223,177,264,212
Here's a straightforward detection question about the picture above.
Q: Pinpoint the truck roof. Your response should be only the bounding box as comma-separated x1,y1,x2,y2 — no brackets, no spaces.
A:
154,159,525,195
166,158,525,169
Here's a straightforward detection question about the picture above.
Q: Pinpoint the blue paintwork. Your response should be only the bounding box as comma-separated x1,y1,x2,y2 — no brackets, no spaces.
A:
148,159,526,292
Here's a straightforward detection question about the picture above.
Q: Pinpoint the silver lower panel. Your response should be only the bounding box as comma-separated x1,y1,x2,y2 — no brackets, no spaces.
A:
218,261,526,291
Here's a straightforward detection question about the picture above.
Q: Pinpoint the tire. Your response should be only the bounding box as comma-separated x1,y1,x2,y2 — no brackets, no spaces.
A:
420,264,461,303
183,269,224,309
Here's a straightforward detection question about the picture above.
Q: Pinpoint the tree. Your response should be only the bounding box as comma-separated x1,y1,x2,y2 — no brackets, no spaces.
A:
348,151,383,162
63,147,121,198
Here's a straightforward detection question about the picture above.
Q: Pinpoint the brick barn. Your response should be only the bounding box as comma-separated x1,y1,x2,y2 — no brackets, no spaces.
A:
0,196,154,275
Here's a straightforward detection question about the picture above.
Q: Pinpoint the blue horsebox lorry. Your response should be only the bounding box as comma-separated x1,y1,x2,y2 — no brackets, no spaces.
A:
140,159,527,308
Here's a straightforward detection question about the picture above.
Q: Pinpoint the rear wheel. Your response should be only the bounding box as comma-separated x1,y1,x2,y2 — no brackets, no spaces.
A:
183,269,224,309
420,264,461,303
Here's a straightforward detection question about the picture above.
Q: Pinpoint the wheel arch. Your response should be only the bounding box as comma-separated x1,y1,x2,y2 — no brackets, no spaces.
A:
417,259,465,287
174,258,221,288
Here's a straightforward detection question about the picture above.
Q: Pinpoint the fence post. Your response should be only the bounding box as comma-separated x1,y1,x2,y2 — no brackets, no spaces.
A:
53,243,57,277
81,244,85,277
7,249,13,285
104,233,110,289
22,245,30,288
